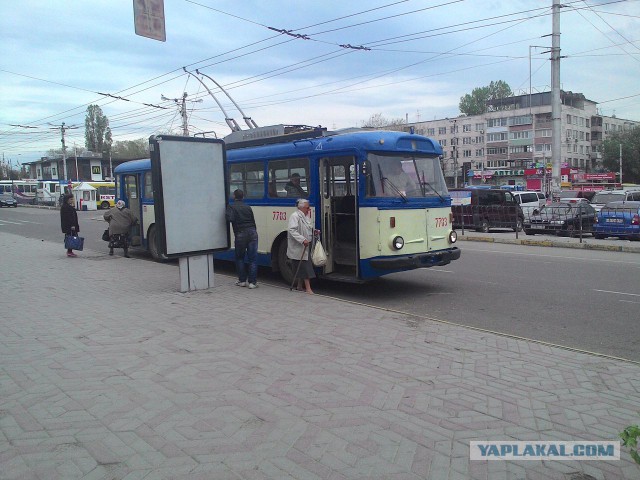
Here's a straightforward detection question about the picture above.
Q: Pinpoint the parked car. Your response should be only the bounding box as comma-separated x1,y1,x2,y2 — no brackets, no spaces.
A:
0,194,18,207
451,188,524,233
558,190,596,202
593,201,640,240
590,188,640,212
524,202,596,236
511,191,545,218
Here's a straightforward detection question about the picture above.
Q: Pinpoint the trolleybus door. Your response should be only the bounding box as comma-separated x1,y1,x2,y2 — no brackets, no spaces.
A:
122,174,142,246
319,156,358,279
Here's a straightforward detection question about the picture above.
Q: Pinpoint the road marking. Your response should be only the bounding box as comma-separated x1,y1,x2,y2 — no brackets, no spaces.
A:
0,220,24,225
462,245,640,265
619,299,640,304
593,289,640,297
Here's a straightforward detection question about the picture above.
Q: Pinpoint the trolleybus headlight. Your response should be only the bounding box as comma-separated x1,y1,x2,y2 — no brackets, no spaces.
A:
392,236,404,250
449,230,457,244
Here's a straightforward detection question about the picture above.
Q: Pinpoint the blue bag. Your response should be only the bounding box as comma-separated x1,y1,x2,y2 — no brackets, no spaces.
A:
64,235,84,251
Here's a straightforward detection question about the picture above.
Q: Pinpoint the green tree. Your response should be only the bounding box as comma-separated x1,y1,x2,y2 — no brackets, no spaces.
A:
84,105,111,156
459,80,513,115
601,127,640,184
361,113,406,129
111,138,149,159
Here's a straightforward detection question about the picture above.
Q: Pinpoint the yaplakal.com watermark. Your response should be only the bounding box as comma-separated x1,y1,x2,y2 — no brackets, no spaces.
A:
470,441,620,461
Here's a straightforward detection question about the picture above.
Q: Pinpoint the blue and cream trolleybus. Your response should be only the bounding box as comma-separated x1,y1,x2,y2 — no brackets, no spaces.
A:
114,126,460,283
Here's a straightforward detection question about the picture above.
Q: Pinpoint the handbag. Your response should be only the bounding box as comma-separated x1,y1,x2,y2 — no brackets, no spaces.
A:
311,239,327,267
64,234,84,251
102,229,110,242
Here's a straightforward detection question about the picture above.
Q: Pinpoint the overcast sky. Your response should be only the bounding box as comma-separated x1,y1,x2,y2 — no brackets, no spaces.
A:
1,0,639,164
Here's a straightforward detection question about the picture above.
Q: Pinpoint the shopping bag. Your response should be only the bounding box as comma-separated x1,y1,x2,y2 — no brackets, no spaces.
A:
102,229,110,242
311,239,327,267
64,235,84,251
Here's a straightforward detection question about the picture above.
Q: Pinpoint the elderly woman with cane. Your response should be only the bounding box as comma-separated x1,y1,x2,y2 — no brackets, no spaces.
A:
287,198,318,294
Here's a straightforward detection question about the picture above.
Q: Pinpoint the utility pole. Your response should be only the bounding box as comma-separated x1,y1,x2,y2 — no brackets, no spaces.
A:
49,122,78,181
619,143,622,184
74,145,79,182
550,0,562,200
161,92,202,136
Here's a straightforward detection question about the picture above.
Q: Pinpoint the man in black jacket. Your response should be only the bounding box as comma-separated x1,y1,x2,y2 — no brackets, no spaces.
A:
225,189,259,289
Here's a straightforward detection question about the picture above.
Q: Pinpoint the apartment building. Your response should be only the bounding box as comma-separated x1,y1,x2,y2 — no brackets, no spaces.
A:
401,91,637,189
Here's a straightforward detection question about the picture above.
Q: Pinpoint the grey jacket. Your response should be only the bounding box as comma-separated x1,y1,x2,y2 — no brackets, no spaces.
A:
287,209,312,260
104,207,138,235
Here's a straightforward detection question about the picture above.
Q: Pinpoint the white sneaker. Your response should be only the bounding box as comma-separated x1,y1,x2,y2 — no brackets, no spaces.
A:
235,281,247,287
248,283,258,289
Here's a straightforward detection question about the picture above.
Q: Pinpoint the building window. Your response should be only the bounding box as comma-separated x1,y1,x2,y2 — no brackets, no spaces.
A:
510,115,532,126
536,129,551,137
487,132,508,142
463,137,472,144
535,144,551,152
450,125,458,134
509,131,532,140
567,114,572,124
463,124,471,132
438,127,447,135
439,139,447,147
475,123,485,131
427,128,435,136
463,150,472,157
475,149,484,156
487,118,507,127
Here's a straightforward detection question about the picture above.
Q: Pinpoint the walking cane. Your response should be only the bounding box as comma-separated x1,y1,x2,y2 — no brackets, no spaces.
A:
289,244,308,291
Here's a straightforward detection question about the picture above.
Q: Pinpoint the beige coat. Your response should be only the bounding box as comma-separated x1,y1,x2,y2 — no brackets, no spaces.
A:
287,209,312,260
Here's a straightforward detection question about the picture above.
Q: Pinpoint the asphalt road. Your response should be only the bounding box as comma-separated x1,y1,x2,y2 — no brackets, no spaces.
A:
3,206,640,361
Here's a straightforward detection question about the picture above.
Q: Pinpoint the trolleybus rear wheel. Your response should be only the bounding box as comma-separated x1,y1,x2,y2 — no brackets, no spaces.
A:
277,239,295,285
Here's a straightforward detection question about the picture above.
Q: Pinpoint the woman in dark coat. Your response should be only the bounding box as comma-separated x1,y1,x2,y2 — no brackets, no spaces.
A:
60,194,80,257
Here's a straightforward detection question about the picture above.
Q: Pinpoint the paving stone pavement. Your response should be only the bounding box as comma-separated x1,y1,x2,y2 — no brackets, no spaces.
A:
1,231,639,480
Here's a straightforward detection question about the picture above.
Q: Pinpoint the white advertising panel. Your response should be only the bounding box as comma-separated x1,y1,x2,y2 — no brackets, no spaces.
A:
150,135,229,257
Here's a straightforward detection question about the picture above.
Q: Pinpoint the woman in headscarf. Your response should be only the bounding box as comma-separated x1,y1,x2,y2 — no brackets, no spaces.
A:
60,193,80,257
103,200,138,258
287,198,316,293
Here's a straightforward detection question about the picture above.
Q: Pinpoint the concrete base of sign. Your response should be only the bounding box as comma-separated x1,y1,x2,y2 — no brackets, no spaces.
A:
178,254,215,292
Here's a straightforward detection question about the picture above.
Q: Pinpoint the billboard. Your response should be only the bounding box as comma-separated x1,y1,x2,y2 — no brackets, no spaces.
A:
149,135,229,258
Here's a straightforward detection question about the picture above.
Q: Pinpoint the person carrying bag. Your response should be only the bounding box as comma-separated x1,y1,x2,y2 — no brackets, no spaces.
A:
60,193,81,257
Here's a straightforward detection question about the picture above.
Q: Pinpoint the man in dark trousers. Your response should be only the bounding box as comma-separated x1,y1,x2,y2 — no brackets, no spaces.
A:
225,189,259,289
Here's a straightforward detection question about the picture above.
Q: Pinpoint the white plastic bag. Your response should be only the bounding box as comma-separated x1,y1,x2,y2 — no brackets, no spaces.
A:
311,239,327,267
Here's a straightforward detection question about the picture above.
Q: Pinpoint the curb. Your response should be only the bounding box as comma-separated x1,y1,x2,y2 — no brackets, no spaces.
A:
457,234,640,253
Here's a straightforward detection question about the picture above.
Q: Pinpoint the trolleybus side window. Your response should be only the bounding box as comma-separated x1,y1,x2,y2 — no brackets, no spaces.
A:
229,162,264,199
267,158,309,198
144,171,153,199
